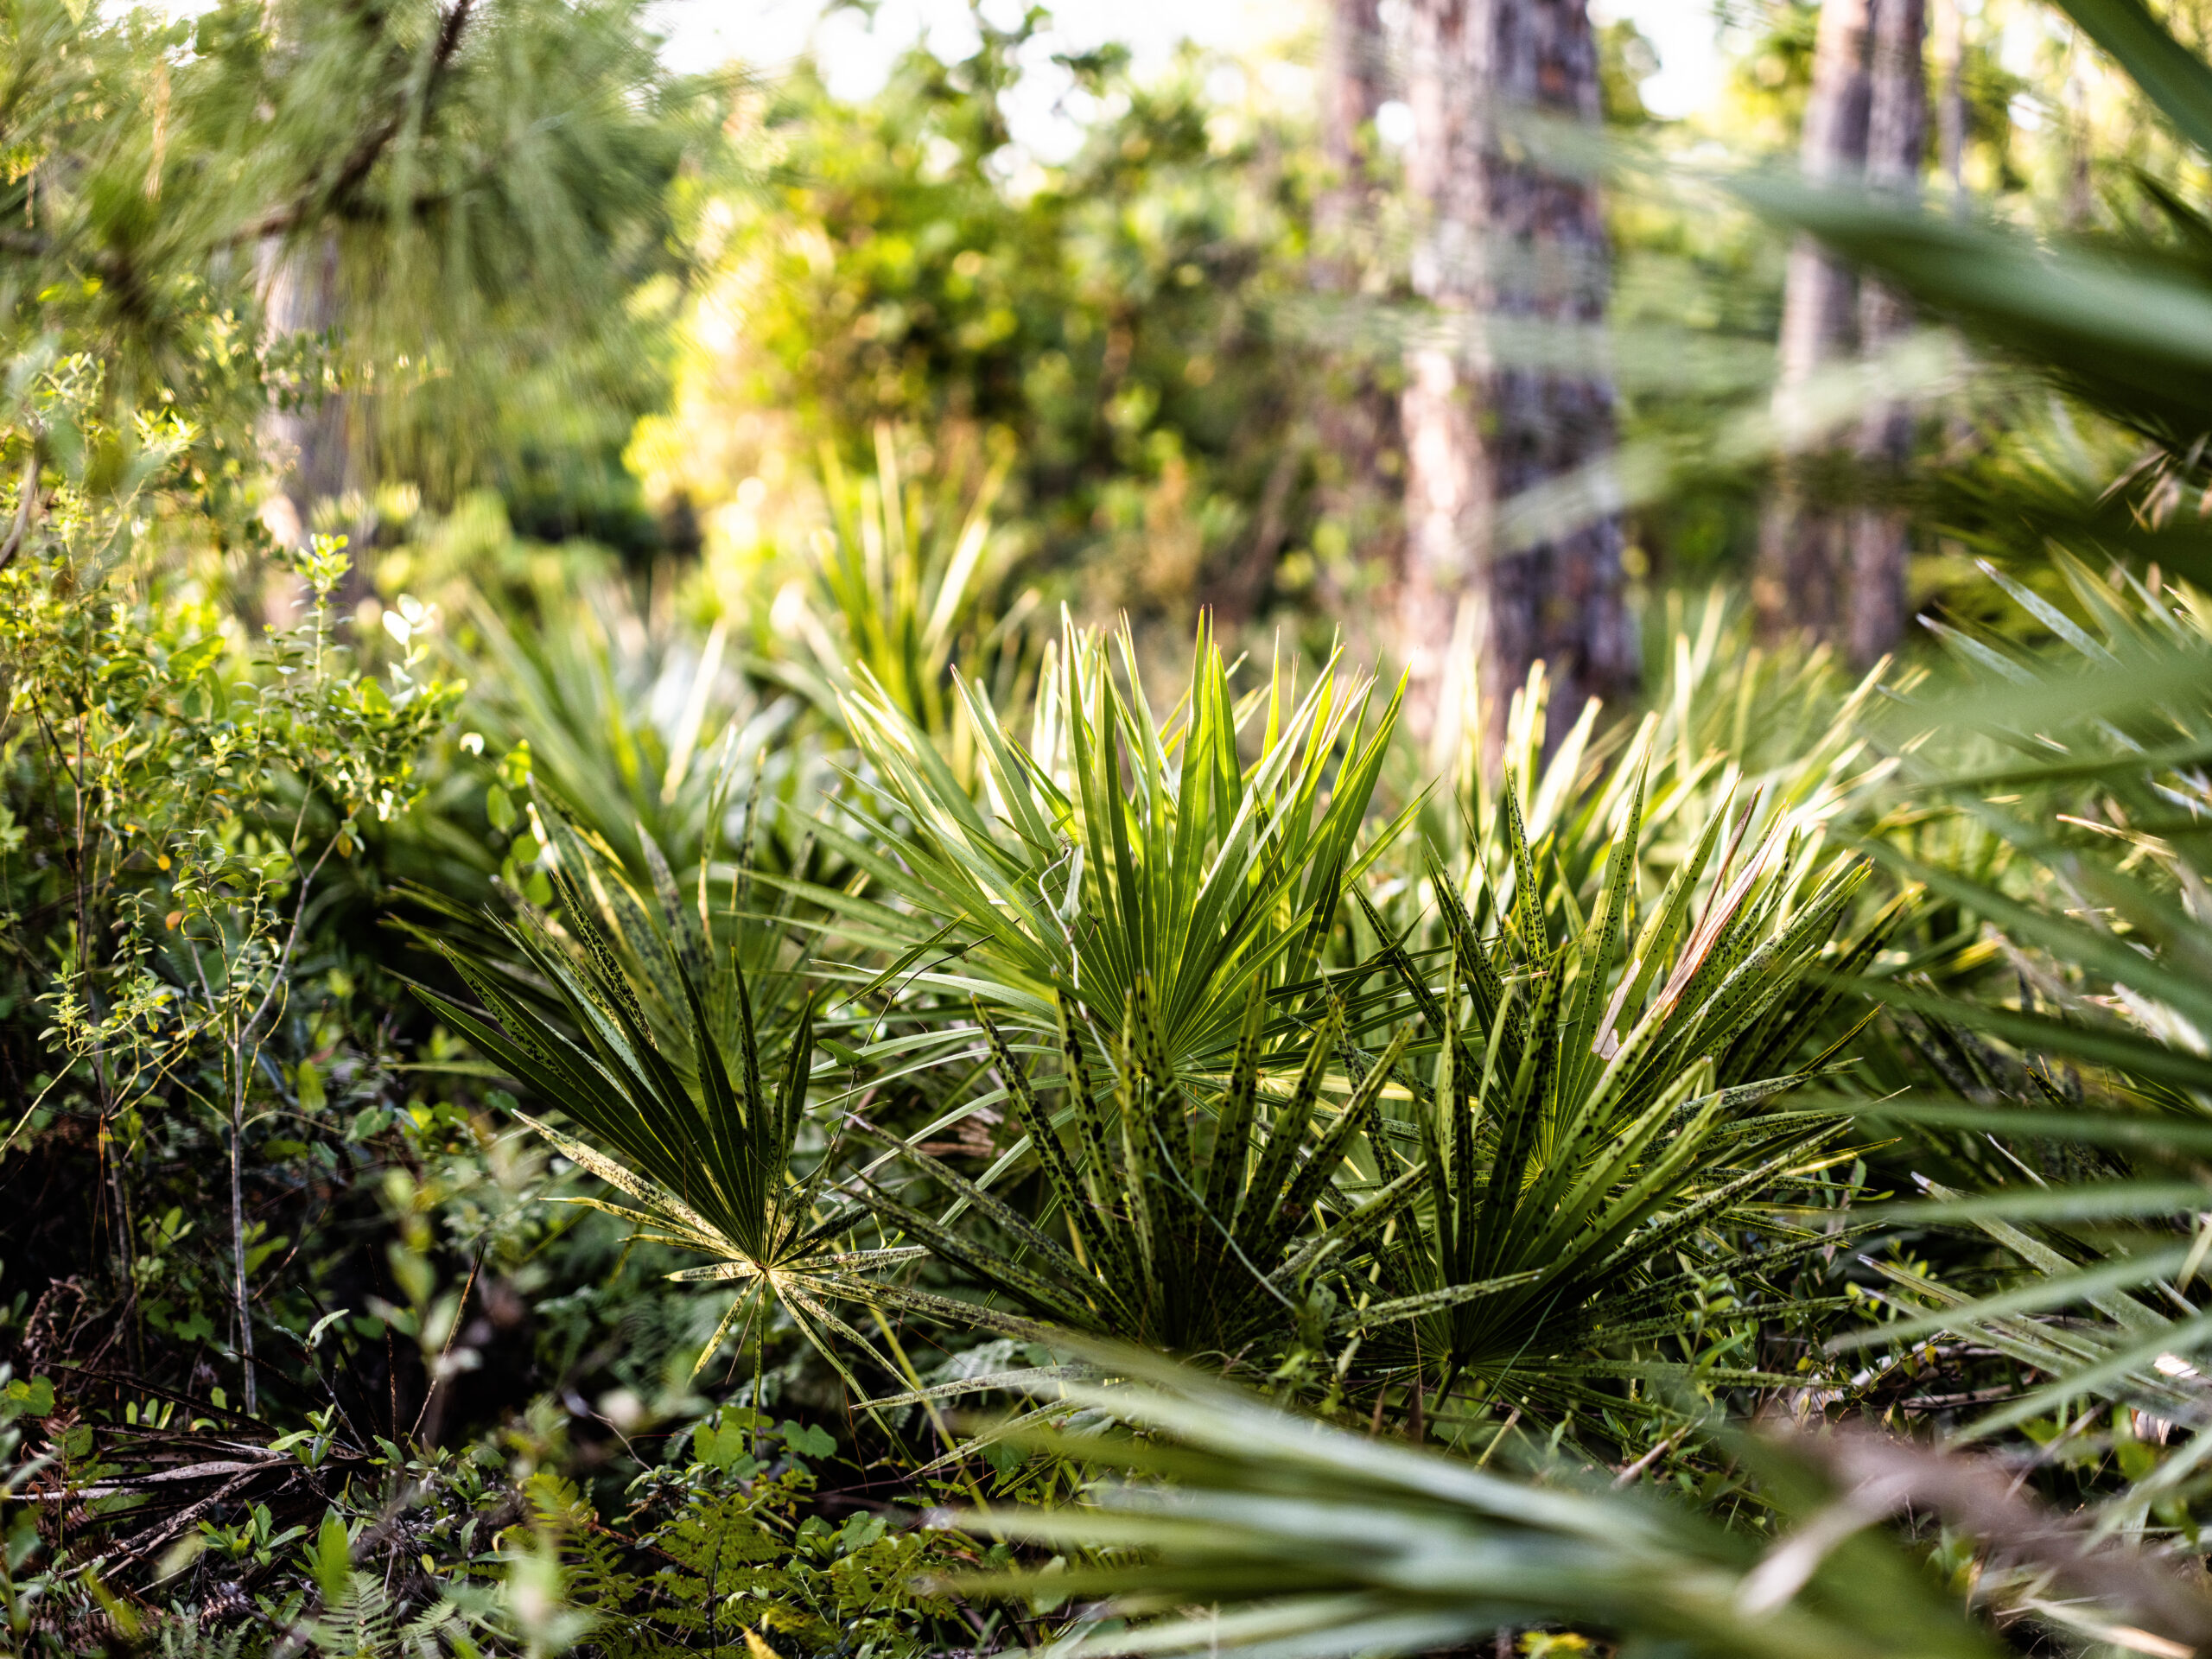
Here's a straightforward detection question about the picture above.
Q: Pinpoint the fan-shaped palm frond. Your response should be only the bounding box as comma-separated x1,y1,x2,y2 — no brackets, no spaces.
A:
1386,598,1899,1084
1815,560,2212,1482
460,580,801,884
849,982,1440,1366
405,798,913,1384
803,613,1413,1088
952,1349,2037,1659
772,425,1035,749
1347,758,1892,1412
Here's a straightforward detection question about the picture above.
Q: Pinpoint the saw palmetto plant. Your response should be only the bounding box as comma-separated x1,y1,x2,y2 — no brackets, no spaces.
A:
458,579,804,886
806,612,1412,1089
406,797,922,1385
772,425,1036,750
1344,760,1896,1415
947,1347,2164,1659
1407,599,1898,976
848,984,1440,1366
1816,558,2212,1500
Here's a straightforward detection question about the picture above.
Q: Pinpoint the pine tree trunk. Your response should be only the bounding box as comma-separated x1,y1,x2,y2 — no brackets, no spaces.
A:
1318,0,1387,270
1398,0,1631,760
1754,0,1873,642
1307,0,1402,640
1846,0,1926,666
257,233,353,551
1934,0,1966,208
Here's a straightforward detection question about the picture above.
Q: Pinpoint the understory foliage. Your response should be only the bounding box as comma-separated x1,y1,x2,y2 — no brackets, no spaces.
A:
19,0,2212,1655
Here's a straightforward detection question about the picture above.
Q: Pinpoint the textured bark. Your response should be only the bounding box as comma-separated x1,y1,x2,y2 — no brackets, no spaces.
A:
1846,0,1927,666
1317,0,1388,275
1308,0,1402,633
1398,0,1631,760
257,233,353,550
1754,0,1874,642
1934,0,1966,207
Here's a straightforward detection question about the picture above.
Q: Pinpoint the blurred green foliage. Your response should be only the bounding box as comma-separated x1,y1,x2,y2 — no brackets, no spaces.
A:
10,0,2212,1655
644,18,1337,621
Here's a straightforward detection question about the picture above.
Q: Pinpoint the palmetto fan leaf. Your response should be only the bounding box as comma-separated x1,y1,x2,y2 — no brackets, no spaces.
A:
800,613,1413,1087
457,582,798,886
1416,601,1897,940
1821,561,2212,1472
406,799,917,1382
772,425,1033,747
851,982,1436,1363
1349,762,1887,1406
951,1348,2014,1659
1712,0,2212,1549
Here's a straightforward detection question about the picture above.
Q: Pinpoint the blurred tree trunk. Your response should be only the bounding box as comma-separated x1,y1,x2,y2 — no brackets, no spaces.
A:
1754,0,1873,642
1846,0,1927,665
257,233,352,556
1398,0,1632,761
2065,67,2095,228
1934,0,1966,207
1318,0,1387,270
1303,0,1401,636
251,231,367,632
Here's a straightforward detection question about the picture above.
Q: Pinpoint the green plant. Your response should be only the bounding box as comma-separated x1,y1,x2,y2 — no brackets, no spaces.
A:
410,794,931,1389
773,426,1034,752
3,341,459,1414
813,614,1410,1088
455,570,803,893
638,26,1333,616
852,987,1428,1365
3,0,711,516
528,1412,985,1659
0,1370,67,1655
955,1348,2212,1659
1401,592,1897,983
1346,756,1892,1415
1804,558,2212,1494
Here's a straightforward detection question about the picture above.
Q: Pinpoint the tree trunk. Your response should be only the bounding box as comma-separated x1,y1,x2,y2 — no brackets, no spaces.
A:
1846,0,1927,666
1934,0,1966,209
2065,67,2095,229
1754,0,1874,643
1307,0,1402,642
257,234,353,553
1319,0,1388,267
1398,0,1632,762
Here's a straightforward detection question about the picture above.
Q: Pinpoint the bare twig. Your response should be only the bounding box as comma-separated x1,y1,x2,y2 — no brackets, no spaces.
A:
105,1471,263,1567
0,442,40,574
1613,1422,1693,1488
409,1243,486,1445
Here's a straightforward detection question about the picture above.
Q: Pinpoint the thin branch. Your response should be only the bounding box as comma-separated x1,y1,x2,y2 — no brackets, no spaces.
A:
409,1243,486,1445
241,0,478,245
1613,1421,1693,1488
0,442,41,579
239,811,340,1044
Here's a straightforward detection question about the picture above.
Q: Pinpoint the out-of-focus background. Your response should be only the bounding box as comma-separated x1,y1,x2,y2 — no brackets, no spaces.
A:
13,0,2212,1649
13,0,2148,724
